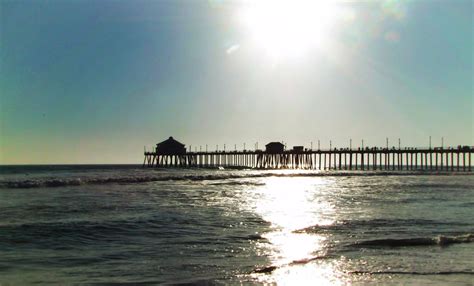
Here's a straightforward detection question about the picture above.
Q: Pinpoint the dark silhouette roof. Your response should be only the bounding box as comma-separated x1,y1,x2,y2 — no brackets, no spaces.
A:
155,136,186,155
156,136,185,147
266,142,284,147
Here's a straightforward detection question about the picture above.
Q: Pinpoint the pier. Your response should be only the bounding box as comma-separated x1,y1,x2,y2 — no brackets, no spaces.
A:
143,137,473,171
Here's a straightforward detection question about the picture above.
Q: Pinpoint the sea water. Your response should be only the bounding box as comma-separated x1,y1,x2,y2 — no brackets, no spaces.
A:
0,165,473,285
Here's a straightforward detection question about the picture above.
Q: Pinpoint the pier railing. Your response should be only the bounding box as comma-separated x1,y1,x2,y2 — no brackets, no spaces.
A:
143,146,473,171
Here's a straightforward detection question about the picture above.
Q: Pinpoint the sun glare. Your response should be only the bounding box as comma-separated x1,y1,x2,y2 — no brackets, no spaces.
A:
246,176,342,284
239,0,343,60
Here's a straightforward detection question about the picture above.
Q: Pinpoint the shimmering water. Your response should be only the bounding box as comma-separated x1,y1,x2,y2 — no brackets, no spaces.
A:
0,165,473,285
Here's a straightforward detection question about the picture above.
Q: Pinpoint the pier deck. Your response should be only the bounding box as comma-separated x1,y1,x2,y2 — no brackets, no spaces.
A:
143,147,473,171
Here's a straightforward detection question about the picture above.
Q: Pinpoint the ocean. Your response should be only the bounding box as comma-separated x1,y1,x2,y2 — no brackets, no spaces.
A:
0,165,473,285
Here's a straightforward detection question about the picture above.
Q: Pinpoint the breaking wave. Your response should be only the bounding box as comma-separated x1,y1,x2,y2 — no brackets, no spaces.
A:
0,170,464,189
206,181,266,186
252,255,330,274
293,219,471,234
351,234,474,248
349,271,474,275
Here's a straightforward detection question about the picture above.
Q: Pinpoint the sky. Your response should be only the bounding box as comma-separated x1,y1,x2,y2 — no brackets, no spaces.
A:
0,0,472,164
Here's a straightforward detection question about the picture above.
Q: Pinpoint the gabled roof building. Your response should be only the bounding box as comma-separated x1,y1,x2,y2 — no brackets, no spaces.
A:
156,136,186,155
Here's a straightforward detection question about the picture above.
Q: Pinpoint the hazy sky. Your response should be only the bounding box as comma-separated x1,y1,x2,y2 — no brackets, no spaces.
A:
1,0,472,164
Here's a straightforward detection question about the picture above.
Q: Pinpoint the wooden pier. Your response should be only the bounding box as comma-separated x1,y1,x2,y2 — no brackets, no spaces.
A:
143,146,473,172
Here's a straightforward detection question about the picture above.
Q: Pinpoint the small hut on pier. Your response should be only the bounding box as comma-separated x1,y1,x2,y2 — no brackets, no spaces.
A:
156,136,186,155
265,142,284,153
293,146,304,153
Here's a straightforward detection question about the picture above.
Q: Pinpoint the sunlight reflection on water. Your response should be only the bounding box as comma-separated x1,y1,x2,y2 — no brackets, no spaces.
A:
256,177,334,229
245,176,345,285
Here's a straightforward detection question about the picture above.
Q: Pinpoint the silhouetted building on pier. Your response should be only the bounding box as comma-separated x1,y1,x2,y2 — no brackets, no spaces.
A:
265,142,284,153
293,146,304,152
156,136,186,155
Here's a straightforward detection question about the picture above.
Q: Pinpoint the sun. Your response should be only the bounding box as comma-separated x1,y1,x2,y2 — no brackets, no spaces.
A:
238,0,343,60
